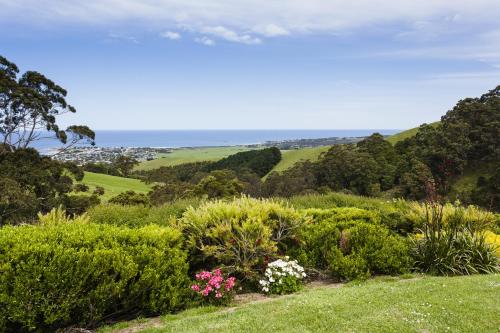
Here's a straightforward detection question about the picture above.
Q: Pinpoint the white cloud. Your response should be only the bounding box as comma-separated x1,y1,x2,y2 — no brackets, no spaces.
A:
201,26,261,45
253,24,289,37
2,1,499,35
195,36,215,46
107,32,138,43
160,31,181,40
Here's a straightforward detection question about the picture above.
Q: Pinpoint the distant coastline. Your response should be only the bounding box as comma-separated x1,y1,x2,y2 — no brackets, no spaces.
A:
35,129,401,154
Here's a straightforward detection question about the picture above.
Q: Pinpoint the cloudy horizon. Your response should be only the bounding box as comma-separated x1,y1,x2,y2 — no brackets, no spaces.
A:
1,0,499,129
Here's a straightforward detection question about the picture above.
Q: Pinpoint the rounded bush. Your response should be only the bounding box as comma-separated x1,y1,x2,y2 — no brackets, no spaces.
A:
178,196,308,281
0,222,190,332
292,211,412,281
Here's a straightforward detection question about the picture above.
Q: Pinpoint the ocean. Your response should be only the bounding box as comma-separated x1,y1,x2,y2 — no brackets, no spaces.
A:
33,129,401,153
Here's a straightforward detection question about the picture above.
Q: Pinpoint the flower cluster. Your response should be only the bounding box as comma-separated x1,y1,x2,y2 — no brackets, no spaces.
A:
191,268,236,304
259,257,306,295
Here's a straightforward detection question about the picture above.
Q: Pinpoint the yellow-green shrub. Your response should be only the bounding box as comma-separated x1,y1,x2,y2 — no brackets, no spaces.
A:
288,193,416,234
86,200,198,228
178,196,308,281
407,202,496,232
302,207,381,224
0,220,190,331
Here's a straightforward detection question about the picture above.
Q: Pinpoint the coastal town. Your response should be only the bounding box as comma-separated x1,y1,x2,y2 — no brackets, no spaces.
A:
50,136,368,165
51,146,170,165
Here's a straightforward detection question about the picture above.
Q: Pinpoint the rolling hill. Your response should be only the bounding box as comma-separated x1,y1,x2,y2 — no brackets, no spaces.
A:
386,121,440,145
268,146,330,174
136,147,255,171
79,172,152,200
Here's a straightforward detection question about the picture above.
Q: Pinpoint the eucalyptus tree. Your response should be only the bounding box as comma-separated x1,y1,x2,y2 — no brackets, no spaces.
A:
0,55,95,152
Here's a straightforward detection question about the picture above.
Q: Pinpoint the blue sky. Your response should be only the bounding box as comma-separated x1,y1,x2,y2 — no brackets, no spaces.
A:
1,0,499,130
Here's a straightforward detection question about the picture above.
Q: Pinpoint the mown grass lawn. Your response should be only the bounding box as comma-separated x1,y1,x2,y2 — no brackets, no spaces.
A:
101,274,500,333
80,171,152,200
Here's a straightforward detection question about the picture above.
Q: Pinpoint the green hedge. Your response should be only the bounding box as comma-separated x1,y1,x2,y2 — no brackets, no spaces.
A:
0,222,190,332
291,212,412,280
87,199,198,228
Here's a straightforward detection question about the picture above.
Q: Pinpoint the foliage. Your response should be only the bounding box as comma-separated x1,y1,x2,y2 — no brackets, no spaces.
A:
292,213,412,280
109,190,150,206
136,161,212,184
411,202,498,276
0,147,89,224
148,182,196,204
264,161,320,197
258,257,306,295
87,199,199,228
0,218,190,331
37,206,90,225
203,147,281,177
191,268,236,305
59,193,101,216
0,55,94,151
467,167,500,212
93,185,105,196
74,183,89,192
113,155,139,177
83,162,121,176
178,196,308,281
287,193,415,235
194,170,244,199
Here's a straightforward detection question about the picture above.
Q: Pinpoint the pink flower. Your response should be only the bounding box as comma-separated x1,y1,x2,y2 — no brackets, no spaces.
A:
202,289,209,296
196,271,212,281
215,292,222,298
225,276,236,290
191,284,200,292
214,268,222,276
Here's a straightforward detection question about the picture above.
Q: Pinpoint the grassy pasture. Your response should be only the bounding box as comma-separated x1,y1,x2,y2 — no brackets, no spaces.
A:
270,146,330,174
80,172,152,200
100,274,500,333
136,147,255,170
386,121,440,145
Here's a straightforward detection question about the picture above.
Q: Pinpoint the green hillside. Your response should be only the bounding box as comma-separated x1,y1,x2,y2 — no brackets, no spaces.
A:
80,172,152,200
136,147,255,171
100,274,500,333
270,146,330,174
386,121,440,145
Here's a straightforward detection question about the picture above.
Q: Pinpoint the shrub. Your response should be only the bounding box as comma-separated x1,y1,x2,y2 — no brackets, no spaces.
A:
87,199,199,228
292,212,412,281
411,202,499,276
178,196,308,282
108,190,150,206
287,193,416,234
259,257,306,295
0,216,190,331
302,207,381,224
37,206,90,225
191,268,236,305
328,223,412,280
